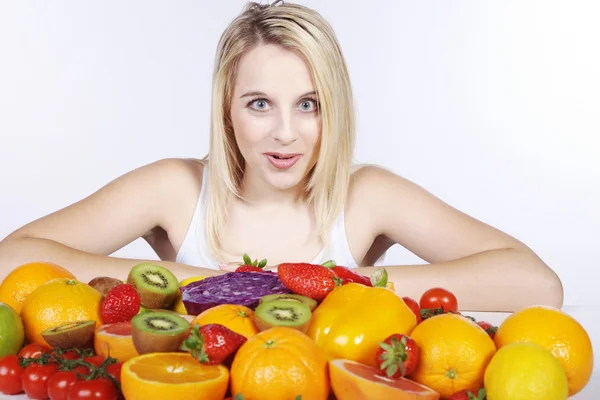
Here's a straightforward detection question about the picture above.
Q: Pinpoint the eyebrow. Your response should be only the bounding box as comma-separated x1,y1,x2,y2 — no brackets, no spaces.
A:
239,90,317,99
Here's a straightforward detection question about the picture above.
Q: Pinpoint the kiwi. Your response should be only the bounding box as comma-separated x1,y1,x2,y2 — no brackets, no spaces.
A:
253,300,312,333
127,263,179,309
131,311,190,354
259,293,318,311
88,276,123,297
41,320,96,349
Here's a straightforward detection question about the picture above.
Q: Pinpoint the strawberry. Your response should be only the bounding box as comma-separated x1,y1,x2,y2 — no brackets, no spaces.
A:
448,388,486,400
277,262,340,301
375,334,420,378
100,283,141,324
235,253,268,273
477,321,498,339
182,324,247,365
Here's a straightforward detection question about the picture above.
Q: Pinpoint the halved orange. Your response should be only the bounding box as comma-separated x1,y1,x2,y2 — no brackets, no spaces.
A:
329,359,440,400
121,352,229,400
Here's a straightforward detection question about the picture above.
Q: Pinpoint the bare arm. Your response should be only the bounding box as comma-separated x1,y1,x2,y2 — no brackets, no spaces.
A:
0,159,222,283
351,166,563,312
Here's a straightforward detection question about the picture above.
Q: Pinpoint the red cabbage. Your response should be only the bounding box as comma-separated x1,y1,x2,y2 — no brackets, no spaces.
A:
180,271,292,315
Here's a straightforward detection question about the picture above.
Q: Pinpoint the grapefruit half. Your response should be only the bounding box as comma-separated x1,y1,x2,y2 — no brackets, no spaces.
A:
94,321,139,362
329,359,440,400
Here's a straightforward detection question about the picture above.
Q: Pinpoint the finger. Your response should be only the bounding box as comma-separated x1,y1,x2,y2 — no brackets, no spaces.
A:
219,262,239,272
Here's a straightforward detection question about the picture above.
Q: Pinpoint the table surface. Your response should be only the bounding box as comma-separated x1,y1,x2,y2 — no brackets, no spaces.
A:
1,305,598,400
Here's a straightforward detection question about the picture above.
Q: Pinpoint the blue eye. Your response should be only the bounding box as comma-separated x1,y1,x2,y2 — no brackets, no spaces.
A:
250,99,269,110
300,99,318,112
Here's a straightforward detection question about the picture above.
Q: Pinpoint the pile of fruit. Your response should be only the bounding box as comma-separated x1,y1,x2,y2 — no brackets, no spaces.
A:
0,258,594,400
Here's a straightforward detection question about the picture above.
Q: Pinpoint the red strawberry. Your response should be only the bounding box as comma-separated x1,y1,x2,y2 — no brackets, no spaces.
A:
477,321,498,339
235,253,268,273
182,324,247,365
375,334,420,378
277,263,340,301
448,388,486,400
101,284,141,324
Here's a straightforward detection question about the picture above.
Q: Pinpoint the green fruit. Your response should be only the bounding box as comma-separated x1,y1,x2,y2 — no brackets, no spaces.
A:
127,263,179,309
41,320,95,349
0,302,25,357
131,311,190,354
253,299,312,333
259,293,318,311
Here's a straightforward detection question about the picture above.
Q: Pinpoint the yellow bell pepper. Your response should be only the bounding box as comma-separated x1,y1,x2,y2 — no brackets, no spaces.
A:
307,282,417,367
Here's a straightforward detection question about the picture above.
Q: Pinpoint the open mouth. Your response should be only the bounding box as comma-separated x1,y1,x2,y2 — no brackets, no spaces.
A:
265,153,302,169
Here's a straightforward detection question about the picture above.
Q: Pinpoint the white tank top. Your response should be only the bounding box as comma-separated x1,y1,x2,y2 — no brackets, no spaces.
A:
175,167,385,270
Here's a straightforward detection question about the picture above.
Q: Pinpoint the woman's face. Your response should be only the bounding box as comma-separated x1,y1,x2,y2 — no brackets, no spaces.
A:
230,43,321,193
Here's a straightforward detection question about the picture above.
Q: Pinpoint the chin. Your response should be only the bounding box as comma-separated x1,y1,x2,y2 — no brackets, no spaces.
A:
265,173,305,191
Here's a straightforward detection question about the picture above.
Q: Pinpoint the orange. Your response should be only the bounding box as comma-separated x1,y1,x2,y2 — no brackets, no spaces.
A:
329,359,440,400
95,322,139,362
20,278,103,346
121,352,229,400
0,262,75,313
230,327,329,400
408,313,496,398
192,304,258,339
494,305,593,396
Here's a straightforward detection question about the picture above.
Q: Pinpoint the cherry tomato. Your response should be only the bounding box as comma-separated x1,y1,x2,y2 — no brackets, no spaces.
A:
83,356,106,368
0,355,24,395
419,287,458,313
48,371,78,400
402,297,422,323
50,350,80,362
106,363,122,385
68,378,119,400
22,363,59,399
18,343,51,359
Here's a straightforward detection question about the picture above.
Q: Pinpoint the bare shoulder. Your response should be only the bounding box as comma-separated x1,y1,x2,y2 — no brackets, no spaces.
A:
3,157,206,258
347,163,527,264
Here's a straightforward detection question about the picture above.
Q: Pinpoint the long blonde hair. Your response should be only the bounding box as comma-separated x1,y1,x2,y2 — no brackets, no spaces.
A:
202,0,356,261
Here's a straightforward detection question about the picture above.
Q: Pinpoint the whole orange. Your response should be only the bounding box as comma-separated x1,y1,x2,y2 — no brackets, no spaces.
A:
21,278,103,346
0,262,75,313
494,305,593,396
409,313,496,398
230,327,330,400
192,304,258,339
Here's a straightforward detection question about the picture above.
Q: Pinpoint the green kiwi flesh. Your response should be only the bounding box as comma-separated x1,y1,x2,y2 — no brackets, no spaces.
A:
259,293,318,311
127,263,179,309
253,300,312,333
41,320,96,349
131,311,190,354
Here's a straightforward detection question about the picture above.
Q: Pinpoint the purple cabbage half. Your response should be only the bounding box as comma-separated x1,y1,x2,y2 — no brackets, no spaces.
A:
180,271,292,315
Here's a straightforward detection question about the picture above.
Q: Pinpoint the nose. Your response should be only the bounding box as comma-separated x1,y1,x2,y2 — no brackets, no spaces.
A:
271,109,298,145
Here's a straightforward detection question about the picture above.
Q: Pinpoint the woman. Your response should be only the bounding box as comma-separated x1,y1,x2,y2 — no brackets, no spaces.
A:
0,1,562,311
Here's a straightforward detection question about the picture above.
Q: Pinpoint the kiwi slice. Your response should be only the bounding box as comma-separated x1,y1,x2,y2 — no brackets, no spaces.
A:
259,293,318,311
253,300,312,333
127,263,179,309
88,276,123,297
131,311,190,354
41,320,96,349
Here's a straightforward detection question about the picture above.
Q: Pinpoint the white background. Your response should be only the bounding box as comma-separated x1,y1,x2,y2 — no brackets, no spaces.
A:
0,1,598,307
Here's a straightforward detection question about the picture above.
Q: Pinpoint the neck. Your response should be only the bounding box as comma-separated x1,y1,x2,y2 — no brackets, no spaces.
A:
239,168,307,206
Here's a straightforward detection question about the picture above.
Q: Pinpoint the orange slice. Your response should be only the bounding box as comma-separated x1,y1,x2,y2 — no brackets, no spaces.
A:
329,359,440,400
121,352,229,400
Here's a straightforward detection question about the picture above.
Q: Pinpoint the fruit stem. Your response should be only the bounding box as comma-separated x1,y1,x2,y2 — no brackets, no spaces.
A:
321,260,336,268
446,368,457,379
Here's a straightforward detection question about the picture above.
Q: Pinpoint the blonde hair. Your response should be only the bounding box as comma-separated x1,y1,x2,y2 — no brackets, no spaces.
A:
202,0,356,261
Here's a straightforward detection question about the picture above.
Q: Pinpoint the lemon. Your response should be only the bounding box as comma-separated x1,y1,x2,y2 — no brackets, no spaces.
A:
484,342,568,400
172,276,207,314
